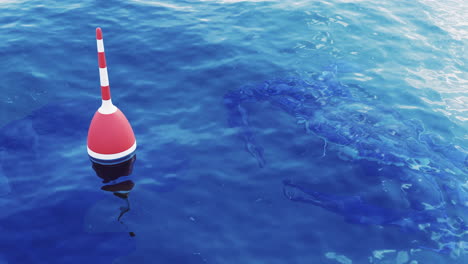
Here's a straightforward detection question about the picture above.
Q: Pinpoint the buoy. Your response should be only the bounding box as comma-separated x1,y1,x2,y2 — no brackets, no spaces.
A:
87,27,136,165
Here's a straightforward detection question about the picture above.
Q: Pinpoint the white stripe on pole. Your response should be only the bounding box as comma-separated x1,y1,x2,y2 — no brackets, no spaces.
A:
97,39,105,52
99,68,109,86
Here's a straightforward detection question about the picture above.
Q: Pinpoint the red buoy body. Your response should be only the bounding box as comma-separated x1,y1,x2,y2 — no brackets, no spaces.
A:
87,28,136,165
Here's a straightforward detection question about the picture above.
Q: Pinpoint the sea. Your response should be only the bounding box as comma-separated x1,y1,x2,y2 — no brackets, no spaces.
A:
0,0,466,263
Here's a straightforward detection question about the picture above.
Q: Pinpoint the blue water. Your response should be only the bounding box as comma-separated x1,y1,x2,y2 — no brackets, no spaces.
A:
0,0,467,263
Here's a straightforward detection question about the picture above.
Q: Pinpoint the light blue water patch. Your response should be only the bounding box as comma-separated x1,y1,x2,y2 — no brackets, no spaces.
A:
224,73,467,256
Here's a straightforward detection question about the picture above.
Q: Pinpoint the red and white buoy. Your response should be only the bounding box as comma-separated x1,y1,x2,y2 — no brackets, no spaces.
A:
87,27,136,165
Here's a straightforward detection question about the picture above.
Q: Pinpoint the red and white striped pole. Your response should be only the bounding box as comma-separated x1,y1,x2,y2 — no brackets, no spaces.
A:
96,27,113,110
87,28,137,165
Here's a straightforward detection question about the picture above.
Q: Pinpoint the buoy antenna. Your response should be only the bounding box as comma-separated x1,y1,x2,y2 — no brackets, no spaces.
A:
96,27,111,101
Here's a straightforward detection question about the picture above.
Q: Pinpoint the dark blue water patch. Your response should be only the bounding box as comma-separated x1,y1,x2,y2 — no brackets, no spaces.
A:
0,164,9,196
0,99,138,263
0,190,134,264
30,101,94,137
114,244,206,264
0,99,93,158
0,99,93,210
133,142,190,193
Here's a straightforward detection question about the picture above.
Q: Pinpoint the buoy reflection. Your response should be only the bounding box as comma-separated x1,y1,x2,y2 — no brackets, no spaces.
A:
91,155,136,237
